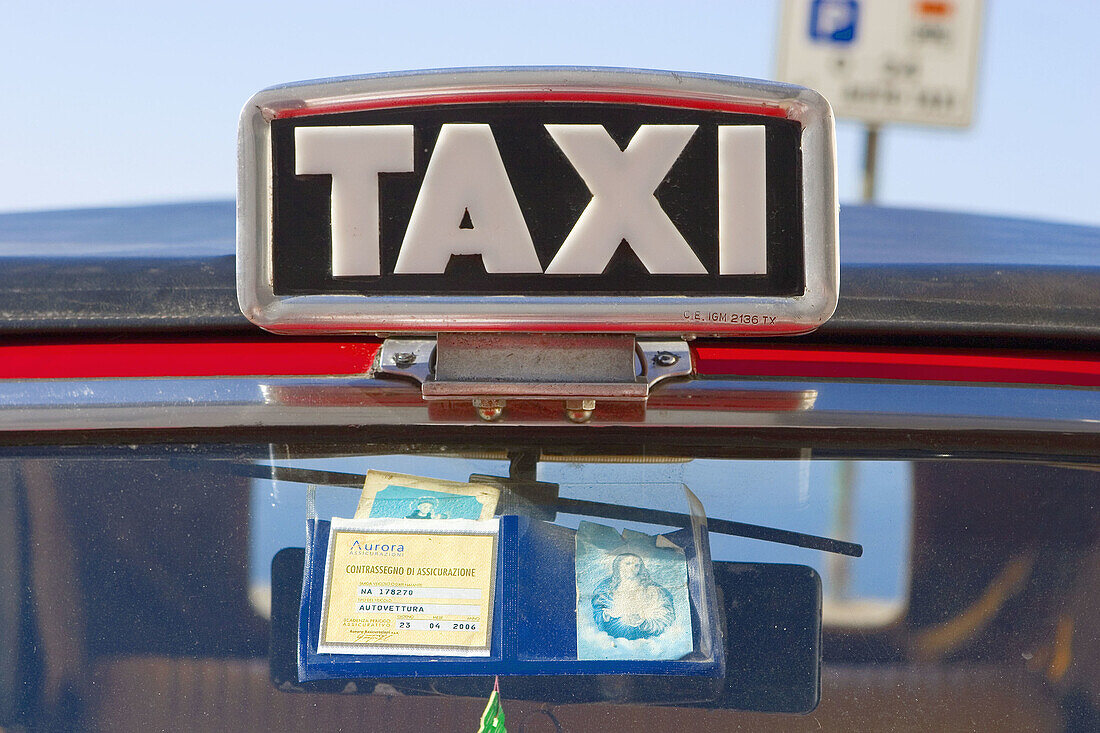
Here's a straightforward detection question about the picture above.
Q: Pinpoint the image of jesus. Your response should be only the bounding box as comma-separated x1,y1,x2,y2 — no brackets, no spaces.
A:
591,552,676,640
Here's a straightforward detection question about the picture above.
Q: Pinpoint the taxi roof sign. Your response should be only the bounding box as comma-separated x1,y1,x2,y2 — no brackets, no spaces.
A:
237,68,838,336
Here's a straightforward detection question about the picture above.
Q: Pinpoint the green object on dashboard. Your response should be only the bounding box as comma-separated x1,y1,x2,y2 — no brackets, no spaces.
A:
478,678,506,733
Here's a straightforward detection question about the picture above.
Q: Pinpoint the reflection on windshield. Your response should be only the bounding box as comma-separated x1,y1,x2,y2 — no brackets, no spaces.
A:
249,453,911,628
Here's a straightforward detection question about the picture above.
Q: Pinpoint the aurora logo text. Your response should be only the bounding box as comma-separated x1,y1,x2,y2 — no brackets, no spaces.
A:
348,540,405,556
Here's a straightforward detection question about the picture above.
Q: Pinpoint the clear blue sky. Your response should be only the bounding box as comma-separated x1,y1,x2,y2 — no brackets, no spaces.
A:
2,1,1097,226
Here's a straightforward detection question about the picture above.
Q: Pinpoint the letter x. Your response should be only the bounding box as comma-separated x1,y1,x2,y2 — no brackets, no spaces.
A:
544,124,706,274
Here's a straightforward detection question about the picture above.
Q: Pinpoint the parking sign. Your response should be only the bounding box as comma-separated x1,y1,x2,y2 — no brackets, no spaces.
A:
778,0,983,127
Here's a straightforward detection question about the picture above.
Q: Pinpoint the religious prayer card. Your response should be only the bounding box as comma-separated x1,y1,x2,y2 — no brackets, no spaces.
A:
317,517,499,656
575,521,693,661
355,470,500,521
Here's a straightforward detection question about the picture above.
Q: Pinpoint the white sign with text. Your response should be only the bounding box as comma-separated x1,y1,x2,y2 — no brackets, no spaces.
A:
778,0,983,127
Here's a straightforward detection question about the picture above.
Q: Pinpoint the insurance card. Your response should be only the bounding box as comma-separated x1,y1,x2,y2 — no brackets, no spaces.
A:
317,517,498,656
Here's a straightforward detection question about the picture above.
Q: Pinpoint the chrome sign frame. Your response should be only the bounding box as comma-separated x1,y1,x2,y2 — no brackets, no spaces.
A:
238,67,838,336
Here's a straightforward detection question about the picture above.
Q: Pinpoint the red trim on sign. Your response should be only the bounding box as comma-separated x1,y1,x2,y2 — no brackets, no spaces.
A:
692,344,1100,388
0,339,381,380
273,90,788,120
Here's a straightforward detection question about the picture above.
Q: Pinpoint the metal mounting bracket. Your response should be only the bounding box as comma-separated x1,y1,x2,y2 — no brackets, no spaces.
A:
376,334,692,422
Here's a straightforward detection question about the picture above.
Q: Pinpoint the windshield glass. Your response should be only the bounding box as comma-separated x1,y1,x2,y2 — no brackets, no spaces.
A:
4,439,1093,730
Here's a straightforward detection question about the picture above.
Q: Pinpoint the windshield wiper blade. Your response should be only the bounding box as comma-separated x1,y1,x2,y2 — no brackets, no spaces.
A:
201,461,862,558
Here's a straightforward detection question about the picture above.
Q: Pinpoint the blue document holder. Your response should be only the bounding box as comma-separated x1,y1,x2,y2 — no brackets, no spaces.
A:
298,513,724,682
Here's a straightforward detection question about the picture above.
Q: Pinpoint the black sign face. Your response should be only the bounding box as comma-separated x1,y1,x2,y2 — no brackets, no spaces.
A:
238,70,838,335
270,104,804,297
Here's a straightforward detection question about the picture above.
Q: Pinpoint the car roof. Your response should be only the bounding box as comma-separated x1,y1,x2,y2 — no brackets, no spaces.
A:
0,201,1098,344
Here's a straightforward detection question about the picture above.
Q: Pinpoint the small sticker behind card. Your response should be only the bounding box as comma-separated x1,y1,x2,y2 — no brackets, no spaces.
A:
575,521,693,661
355,470,499,521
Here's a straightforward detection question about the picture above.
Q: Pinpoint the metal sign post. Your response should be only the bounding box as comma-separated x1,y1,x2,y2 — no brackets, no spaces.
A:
862,123,879,203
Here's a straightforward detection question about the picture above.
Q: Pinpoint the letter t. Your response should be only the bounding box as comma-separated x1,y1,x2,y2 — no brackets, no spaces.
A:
294,126,415,277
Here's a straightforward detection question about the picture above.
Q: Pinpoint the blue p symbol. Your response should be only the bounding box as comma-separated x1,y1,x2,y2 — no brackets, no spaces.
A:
810,0,859,44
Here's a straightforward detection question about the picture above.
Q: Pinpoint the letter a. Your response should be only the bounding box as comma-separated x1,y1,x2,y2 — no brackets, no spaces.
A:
394,124,541,273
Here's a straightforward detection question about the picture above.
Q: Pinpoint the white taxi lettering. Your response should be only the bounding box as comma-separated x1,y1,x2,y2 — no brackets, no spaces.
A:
394,124,541,274
295,123,768,276
718,125,767,274
543,124,706,275
294,125,414,277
